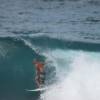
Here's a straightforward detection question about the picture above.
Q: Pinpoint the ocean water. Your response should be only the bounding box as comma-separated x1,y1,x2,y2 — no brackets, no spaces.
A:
0,0,100,100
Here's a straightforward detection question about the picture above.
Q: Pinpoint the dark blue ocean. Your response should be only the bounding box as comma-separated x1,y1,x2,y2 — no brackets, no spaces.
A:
0,0,100,100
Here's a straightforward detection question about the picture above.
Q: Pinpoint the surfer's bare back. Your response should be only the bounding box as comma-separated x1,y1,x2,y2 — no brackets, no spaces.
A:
32,59,45,88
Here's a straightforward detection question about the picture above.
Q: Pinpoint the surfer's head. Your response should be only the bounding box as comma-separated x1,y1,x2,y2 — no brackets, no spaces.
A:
32,59,38,64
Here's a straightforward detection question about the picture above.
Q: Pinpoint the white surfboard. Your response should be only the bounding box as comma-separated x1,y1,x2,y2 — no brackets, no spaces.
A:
26,87,47,92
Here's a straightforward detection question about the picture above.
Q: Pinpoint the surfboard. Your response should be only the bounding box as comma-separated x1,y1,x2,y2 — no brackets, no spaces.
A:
26,87,47,92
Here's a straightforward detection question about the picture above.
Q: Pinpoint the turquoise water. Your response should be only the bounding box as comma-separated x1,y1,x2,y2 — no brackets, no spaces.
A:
0,38,36,100
0,37,56,100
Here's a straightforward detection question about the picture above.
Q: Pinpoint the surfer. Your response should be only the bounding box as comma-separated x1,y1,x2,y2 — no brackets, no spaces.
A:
32,59,45,88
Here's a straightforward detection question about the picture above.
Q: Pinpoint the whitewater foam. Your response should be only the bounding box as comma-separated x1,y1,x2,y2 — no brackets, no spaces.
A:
41,50,100,100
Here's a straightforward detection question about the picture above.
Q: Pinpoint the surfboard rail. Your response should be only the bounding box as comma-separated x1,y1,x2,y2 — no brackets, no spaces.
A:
25,87,47,92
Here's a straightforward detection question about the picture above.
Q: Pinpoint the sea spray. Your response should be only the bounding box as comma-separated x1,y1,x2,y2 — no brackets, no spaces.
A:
41,50,100,100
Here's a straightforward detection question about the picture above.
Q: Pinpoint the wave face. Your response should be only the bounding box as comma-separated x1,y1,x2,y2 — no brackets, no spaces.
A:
0,38,38,100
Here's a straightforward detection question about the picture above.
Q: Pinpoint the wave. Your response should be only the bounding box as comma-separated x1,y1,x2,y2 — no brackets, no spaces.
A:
1,35,100,53
0,35,100,100
29,35,100,51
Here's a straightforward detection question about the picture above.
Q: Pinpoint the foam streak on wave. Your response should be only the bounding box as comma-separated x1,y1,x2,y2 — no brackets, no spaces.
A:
41,50,100,100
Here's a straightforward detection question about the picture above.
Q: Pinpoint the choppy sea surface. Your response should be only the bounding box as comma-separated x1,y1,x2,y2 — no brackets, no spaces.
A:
0,0,100,100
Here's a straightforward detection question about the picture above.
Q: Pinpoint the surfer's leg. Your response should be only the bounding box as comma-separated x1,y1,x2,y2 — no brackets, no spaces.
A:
35,76,40,88
40,71,45,83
